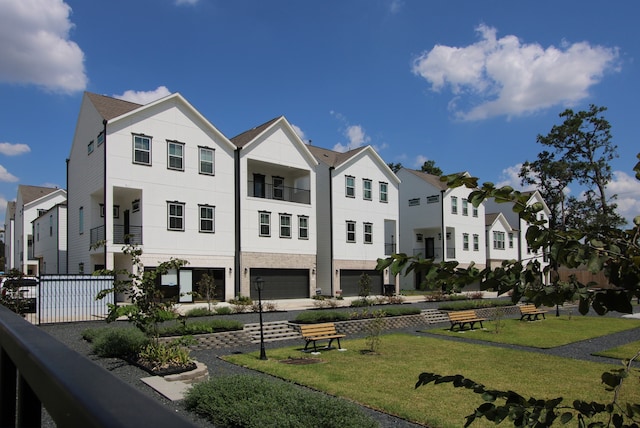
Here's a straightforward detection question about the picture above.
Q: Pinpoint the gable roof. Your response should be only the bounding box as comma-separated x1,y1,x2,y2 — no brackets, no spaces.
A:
230,117,281,148
85,92,142,121
401,168,449,190
18,185,64,205
307,144,367,168
485,211,517,231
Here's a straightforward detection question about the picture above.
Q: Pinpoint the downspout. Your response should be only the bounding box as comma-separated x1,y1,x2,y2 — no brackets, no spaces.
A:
329,166,335,296
234,147,241,297
440,189,446,261
65,158,69,274
102,119,108,269
56,205,60,273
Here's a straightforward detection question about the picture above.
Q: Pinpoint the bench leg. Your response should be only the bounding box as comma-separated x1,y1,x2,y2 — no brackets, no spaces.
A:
326,338,335,350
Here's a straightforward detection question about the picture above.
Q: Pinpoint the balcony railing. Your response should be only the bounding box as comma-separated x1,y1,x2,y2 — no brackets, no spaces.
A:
0,305,197,427
413,247,456,260
90,225,143,247
248,181,311,204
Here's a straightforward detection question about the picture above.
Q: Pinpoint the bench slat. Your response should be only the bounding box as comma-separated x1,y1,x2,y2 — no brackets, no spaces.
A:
299,322,346,352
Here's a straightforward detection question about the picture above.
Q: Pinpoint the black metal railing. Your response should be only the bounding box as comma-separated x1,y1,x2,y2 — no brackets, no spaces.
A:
90,225,143,246
248,181,311,204
0,305,197,427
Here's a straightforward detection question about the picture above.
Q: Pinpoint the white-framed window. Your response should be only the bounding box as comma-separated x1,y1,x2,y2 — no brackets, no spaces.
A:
132,199,140,213
133,134,151,165
87,140,94,155
346,221,356,243
49,215,53,237
408,198,420,206
99,204,119,218
364,222,373,244
298,215,309,239
509,233,514,248
463,233,469,251
473,234,479,251
363,179,372,200
493,231,505,250
472,205,478,217
427,195,439,203
379,182,388,203
280,213,292,238
199,147,215,175
167,201,185,231
462,199,468,216
199,205,215,233
97,132,104,146
345,176,355,198
167,140,184,171
451,196,458,214
416,233,423,242
259,211,271,237
79,206,84,234
273,177,284,200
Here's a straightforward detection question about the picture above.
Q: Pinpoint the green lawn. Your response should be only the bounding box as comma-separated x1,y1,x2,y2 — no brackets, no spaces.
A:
593,339,640,360
427,315,640,348
223,317,640,428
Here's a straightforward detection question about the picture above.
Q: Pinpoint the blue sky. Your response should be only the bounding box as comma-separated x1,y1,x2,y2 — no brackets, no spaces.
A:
1,0,639,225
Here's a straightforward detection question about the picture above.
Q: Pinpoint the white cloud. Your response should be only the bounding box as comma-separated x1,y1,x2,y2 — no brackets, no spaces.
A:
290,124,307,142
175,0,199,5
0,142,30,156
113,86,171,104
412,24,619,121
0,165,19,183
333,124,371,153
0,0,87,93
389,0,404,14
608,171,640,224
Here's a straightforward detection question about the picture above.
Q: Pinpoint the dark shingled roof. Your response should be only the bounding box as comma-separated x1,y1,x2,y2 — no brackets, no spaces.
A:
18,185,61,204
402,169,449,190
485,212,500,225
230,117,282,148
85,92,142,121
307,144,367,167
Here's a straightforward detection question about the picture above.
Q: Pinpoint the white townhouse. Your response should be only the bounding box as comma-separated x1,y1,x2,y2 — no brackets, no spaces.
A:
396,169,486,291
32,203,67,274
308,145,400,297
6,186,67,276
67,92,237,301
230,117,318,300
485,212,518,269
485,190,551,278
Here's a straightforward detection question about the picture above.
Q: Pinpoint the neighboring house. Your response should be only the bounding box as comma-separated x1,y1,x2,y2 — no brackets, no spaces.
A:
32,204,67,274
396,169,486,290
308,144,400,297
485,190,551,281
4,201,16,273
230,117,318,300
8,186,67,276
67,92,237,302
485,212,518,269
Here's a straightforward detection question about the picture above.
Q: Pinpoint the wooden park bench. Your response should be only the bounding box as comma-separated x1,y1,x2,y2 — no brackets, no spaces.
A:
447,310,486,331
299,322,346,353
519,304,547,321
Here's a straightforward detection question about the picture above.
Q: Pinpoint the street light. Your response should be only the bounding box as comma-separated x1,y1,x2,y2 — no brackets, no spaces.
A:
254,276,267,360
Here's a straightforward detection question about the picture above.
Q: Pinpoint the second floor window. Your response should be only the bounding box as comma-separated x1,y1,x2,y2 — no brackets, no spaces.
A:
280,214,292,238
133,134,151,165
509,233,514,248
259,211,271,237
346,221,356,243
273,177,284,200
493,231,505,250
298,215,309,239
363,179,372,200
199,205,215,233
472,205,478,217
379,182,388,203
451,196,458,214
473,234,479,251
462,199,468,216
168,202,185,231
199,147,215,175
364,222,373,244
463,233,469,251
345,176,355,198
167,141,184,171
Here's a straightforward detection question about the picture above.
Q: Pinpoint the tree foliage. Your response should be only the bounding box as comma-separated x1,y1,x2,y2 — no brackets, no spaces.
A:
420,159,443,176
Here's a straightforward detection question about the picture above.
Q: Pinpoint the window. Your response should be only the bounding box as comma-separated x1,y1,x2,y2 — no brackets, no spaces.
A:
346,221,356,243
253,174,266,198
379,182,388,203
132,199,140,213
280,214,292,238
259,211,271,237
87,140,94,155
49,215,53,237
298,215,309,239
133,134,151,165
364,222,373,244
416,233,423,242
97,132,104,146
199,147,215,175
36,223,39,241
99,204,119,218
508,233,514,248
463,233,469,251
462,199,468,216
408,198,420,206
79,207,84,234
345,176,355,198
472,205,478,217
167,141,184,171
273,177,284,200
363,179,372,200
199,205,215,233
493,231,505,250
473,234,479,251
426,195,439,203
167,202,185,231
451,196,458,214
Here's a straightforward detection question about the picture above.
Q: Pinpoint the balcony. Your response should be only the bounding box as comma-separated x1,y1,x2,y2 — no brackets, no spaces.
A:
248,181,310,204
413,247,456,260
90,225,143,247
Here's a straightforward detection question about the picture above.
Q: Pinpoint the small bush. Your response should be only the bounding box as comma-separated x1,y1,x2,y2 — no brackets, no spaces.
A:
86,327,149,358
159,319,243,336
350,297,373,307
184,375,378,428
294,311,350,324
438,299,513,311
184,307,215,317
214,306,232,315
229,295,252,305
138,340,192,372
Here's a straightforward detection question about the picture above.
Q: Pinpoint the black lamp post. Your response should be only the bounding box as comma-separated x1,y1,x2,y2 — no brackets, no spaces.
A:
255,276,267,360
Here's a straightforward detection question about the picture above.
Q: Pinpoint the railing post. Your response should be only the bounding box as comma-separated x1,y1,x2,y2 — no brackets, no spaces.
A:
0,348,17,427
17,374,41,427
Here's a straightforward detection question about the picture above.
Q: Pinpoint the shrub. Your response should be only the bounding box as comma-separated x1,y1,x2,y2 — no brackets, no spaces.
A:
158,319,243,336
438,299,513,311
184,307,215,318
294,310,350,324
350,297,373,307
86,327,149,358
184,375,378,428
138,340,192,372
214,306,232,315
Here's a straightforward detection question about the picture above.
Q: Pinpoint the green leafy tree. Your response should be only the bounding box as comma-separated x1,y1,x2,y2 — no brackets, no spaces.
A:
387,162,403,173
420,159,443,176
196,273,216,312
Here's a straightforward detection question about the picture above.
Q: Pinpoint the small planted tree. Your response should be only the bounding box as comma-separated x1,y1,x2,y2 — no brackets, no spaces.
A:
196,273,216,313
358,272,371,298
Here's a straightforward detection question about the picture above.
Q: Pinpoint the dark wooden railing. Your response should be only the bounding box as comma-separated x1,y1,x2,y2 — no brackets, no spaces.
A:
0,305,197,427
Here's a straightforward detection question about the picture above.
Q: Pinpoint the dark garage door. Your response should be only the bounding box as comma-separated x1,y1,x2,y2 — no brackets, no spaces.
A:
340,270,383,297
249,269,309,299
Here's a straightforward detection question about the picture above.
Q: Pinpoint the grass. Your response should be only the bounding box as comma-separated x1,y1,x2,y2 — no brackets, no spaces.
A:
223,317,640,428
427,315,640,348
593,339,640,360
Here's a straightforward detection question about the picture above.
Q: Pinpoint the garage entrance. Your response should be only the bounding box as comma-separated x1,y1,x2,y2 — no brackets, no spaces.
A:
249,268,309,299
339,270,383,297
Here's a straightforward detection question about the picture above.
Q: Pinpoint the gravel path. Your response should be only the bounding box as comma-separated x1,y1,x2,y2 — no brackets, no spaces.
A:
39,302,640,428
